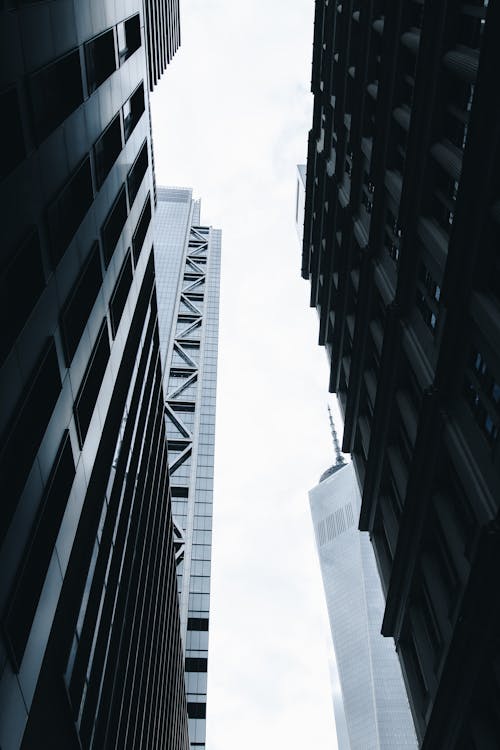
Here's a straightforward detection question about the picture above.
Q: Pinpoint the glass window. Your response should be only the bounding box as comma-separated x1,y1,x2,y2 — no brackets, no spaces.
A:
84,29,117,94
93,113,123,189
73,319,110,447
47,156,94,267
109,250,133,337
117,14,141,64
101,184,128,267
28,49,83,143
60,242,102,365
122,83,145,142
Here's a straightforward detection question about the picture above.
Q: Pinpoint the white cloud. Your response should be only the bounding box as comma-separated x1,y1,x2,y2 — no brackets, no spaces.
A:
151,1,340,748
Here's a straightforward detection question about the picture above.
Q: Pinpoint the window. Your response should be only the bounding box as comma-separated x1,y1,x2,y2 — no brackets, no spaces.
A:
171,486,189,500
4,432,75,670
60,242,103,366
74,319,110,447
101,184,128,267
109,250,133,337
187,703,206,719
93,113,123,189
0,338,61,543
0,229,45,364
464,348,500,447
84,28,116,94
28,49,83,144
117,14,141,64
127,140,148,206
1,86,25,177
185,657,208,672
132,193,152,265
47,156,94,267
122,83,145,141
187,618,209,631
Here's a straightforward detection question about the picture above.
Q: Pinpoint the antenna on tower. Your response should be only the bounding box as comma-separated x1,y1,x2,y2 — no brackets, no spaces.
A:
328,404,345,467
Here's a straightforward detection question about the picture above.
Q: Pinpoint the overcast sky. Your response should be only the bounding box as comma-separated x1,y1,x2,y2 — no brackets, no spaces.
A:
151,1,342,748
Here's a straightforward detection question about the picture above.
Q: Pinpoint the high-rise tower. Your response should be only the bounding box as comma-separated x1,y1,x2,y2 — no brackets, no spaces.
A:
309,411,416,750
0,4,187,749
154,187,221,750
301,2,500,747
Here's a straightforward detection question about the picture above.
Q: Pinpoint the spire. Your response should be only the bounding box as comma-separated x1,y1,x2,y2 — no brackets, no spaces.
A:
328,404,345,467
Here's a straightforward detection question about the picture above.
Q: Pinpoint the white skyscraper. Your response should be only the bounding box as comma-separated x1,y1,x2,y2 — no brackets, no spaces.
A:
154,187,221,750
309,413,417,750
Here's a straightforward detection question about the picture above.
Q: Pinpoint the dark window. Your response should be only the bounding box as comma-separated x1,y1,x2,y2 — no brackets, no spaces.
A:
0,338,61,545
0,229,45,365
28,49,83,144
60,242,103,366
1,86,25,177
187,617,209,631
172,486,189,498
47,156,94,267
123,83,145,141
4,432,75,671
187,703,206,719
132,193,152,265
109,250,133,337
185,657,208,672
93,113,123,189
117,14,141,64
101,184,128,267
84,28,116,94
127,140,148,206
74,319,110,447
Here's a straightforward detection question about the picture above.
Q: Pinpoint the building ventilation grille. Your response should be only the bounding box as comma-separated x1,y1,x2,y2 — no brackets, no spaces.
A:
316,501,356,547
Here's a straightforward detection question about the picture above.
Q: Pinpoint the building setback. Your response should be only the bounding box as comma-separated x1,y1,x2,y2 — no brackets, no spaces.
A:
154,188,221,750
301,2,500,748
309,418,416,749
0,3,187,749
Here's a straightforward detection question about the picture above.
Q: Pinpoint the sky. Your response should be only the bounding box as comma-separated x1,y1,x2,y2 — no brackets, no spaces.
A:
151,1,342,748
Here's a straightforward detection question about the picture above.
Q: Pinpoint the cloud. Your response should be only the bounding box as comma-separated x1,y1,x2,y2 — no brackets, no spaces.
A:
151,1,339,748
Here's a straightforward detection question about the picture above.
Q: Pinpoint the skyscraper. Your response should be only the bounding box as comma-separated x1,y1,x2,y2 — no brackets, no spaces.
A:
309,411,416,749
154,187,221,750
0,4,187,748
301,2,500,747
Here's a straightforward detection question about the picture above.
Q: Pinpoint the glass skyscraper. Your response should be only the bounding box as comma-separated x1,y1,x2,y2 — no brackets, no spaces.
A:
0,4,189,748
154,187,221,750
309,420,417,749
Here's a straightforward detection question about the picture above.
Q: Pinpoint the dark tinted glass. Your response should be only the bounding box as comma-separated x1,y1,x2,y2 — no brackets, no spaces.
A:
4,431,75,670
1,86,25,177
117,14,141,64
127,140,148,206
74,319,110,447
85,29,116,94
109,250,133,337
0,229,45,365
0,338,61,545
93,114,123,189
28,49,83,144
185,657,208,672
47,156,94,267
132,193,152,265
123,83,145,142
101,185,128,267
187,617,209,631
60,242,103,366
187,703,206,719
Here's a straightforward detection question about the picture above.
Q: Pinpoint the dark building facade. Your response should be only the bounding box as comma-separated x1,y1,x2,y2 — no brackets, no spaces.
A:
302,2,500,748
0,3,186,749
